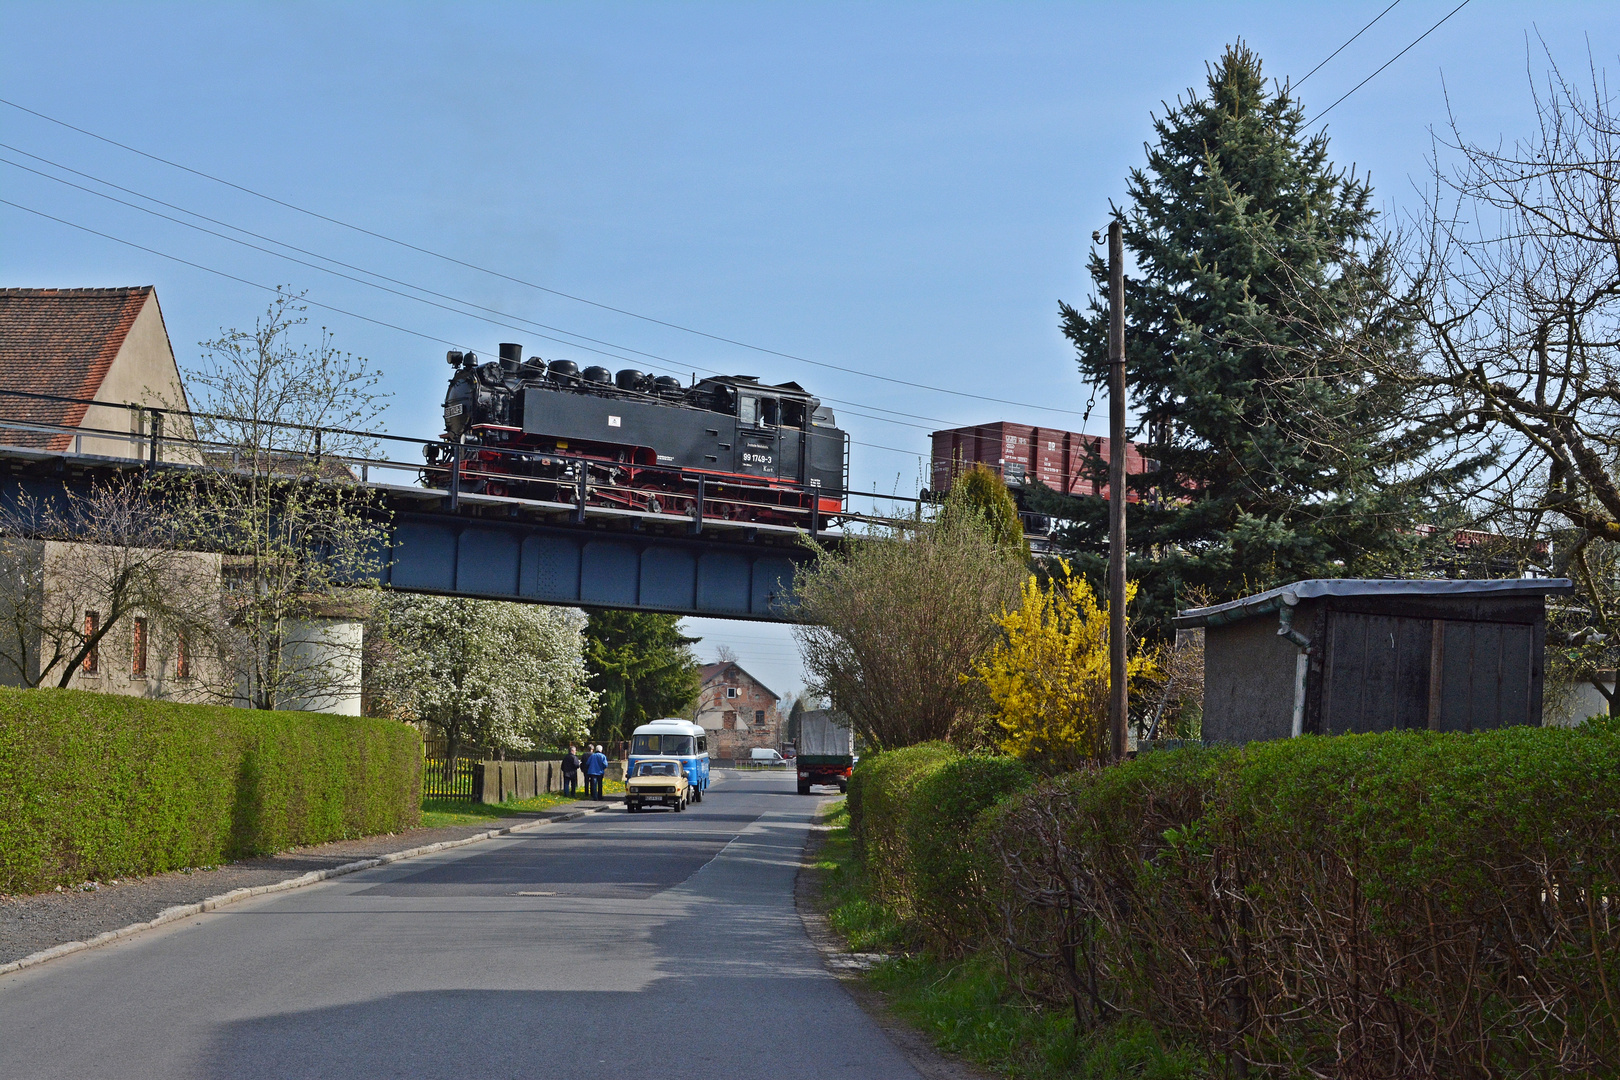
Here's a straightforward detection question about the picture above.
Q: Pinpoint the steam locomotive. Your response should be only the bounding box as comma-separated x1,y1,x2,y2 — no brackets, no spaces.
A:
425,343,848,527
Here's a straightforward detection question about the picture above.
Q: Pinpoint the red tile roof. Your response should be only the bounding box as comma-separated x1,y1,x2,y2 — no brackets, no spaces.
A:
0,287,152,450
698,660,779,699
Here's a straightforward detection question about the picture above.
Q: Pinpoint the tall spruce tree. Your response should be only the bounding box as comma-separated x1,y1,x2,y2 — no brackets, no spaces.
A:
582,610,701,744
1049,43,1446,627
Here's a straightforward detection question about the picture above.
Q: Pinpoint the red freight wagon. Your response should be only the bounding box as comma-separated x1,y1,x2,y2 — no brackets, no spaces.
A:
930,422,1155,501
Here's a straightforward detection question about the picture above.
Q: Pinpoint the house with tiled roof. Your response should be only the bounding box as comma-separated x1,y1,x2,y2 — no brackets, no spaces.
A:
0,287,197,460
694,660,783,761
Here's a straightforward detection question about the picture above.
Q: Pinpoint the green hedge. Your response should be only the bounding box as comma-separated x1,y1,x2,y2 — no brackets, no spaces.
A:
847,741,956,914
0,687,421,893
853,725,1620,1076
847,743,1033,950
907,754,1034,954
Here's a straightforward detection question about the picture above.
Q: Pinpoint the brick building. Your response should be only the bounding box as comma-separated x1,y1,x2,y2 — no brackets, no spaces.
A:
694,661,782,762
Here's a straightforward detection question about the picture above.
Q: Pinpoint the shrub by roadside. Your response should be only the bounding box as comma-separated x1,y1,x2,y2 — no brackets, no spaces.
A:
847,743,1035,953
0,687,421,893
845,725,1620,1077
813,796,1209,1079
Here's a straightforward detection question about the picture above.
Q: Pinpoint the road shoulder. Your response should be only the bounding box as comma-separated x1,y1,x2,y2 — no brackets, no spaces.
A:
1,799,613,972
795,808,995,1080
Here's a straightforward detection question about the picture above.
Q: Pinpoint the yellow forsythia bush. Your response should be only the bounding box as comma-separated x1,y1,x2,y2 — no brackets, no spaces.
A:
977,561,1155,767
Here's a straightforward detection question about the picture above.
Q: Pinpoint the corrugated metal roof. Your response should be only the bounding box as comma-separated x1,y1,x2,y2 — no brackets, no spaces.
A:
1173,577,1575,629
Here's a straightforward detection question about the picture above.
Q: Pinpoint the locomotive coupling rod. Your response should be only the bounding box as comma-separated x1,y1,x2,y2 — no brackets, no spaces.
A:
690,476,705,536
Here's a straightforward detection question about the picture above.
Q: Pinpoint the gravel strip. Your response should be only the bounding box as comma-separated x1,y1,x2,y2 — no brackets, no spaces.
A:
0,800,618,966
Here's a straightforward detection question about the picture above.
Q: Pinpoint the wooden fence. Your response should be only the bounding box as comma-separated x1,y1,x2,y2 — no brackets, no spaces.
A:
423,756,627,803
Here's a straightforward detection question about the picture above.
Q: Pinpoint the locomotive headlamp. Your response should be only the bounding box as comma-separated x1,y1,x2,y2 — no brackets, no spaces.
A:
446,350,464,367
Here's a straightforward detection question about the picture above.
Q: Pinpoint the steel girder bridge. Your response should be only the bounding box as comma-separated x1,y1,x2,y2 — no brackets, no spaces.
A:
0,390,919,622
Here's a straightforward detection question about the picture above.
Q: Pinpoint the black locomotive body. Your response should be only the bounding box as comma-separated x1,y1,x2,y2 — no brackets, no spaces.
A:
426,343,848,526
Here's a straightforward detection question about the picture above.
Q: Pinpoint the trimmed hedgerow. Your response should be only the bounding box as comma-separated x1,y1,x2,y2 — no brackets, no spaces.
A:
849,724,1620,1076
980,726,1620,1078
847,741,957,914
847,743,1034,950
907,754,1035,954
0,687,421,893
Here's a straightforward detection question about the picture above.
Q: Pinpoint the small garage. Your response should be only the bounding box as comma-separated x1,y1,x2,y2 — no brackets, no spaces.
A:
1174,578,1574,745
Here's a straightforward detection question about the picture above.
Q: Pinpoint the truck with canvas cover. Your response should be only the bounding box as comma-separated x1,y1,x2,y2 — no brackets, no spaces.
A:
796,709,853,794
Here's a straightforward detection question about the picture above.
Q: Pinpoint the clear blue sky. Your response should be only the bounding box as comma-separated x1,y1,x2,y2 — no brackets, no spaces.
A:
4,2,1615,697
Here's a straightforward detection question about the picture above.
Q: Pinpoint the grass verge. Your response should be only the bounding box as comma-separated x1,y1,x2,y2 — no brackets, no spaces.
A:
419,778,626,828
811,798,1212,1080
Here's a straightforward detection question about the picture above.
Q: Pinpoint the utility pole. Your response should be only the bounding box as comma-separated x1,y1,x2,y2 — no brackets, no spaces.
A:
1107,220,1128,764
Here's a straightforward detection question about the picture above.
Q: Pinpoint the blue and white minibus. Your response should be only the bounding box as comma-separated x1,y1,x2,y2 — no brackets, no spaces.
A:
628,718,710,799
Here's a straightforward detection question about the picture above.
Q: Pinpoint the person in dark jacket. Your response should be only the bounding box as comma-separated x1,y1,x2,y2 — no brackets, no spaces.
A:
561,746,580,798
584,744,608,800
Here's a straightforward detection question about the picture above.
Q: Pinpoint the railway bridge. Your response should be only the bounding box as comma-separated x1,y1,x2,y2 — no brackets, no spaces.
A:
0,396,912,623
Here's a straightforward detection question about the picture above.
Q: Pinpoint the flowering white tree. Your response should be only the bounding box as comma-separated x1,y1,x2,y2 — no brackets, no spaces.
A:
370,595,596,763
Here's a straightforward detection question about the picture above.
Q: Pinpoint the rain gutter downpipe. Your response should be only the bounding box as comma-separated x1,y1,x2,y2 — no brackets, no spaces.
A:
1276,592,1309,738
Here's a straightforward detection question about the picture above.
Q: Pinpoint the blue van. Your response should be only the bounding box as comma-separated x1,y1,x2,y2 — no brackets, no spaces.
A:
628,718,710,799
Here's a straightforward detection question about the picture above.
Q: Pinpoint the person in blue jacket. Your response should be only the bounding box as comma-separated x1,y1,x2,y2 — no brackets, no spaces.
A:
584,744,608,800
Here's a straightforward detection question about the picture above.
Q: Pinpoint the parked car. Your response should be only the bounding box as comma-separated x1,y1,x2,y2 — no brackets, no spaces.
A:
749,748,789,767
628,717,710,797
625,758,693,813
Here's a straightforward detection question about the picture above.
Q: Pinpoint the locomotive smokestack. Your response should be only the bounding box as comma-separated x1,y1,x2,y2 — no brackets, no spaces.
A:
499,343,523,371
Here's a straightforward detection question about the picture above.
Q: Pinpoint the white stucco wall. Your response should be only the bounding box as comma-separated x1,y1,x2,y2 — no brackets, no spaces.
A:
75,292,201,463
273,617,364,716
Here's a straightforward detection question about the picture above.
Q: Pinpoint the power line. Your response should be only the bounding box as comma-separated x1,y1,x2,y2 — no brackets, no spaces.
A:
0,142,1058,437
0,95,1089,417
0,197,929,463
0,146,672,366
0,151,956,442
1293,0,1403,88
1307,0,1473,125
0,197,472,352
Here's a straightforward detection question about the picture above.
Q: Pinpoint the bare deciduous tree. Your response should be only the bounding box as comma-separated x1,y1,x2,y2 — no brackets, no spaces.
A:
792,488,1025,750
0,480,222,690
158,290,390,710
1394,48,1620,711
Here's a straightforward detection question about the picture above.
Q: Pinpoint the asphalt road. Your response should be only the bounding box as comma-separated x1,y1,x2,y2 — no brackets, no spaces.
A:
0,770,921,1080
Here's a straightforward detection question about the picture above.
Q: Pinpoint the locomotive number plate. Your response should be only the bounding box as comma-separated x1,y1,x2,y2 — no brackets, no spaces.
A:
443,404,464,418
607,415,622,427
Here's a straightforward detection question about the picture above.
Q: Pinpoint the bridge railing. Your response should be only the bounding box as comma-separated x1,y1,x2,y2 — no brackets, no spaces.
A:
0,386,930,533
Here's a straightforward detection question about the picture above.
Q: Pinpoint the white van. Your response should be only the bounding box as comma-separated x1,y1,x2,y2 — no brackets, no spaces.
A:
749,748,788,767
